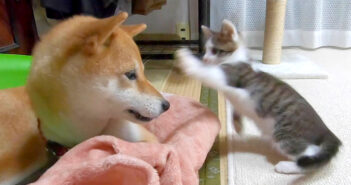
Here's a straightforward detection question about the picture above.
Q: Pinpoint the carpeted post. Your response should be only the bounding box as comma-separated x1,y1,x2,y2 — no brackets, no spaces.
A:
262,0,287,64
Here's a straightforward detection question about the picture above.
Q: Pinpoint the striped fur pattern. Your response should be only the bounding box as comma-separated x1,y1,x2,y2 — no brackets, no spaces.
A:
176,20,341,174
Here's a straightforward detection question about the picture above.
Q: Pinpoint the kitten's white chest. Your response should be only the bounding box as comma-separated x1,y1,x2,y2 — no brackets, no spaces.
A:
224,88,275,136
224,88,257,118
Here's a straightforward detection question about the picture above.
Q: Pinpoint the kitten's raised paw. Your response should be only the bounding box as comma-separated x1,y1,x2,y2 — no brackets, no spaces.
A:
175,48,201,76
274,161,303,174
175,48,193,59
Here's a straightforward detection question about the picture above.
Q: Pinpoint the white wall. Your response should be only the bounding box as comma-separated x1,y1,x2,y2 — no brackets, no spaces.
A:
125,0,198,40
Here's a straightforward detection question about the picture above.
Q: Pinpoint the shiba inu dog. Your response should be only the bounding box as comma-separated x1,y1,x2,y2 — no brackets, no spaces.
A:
0,12,169,184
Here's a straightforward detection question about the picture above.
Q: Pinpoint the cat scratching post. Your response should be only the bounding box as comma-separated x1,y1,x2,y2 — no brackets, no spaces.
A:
251,0,328,79
262,0,287,64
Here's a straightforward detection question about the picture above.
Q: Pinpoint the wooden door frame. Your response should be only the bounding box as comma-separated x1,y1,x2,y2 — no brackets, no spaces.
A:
0,0,38,54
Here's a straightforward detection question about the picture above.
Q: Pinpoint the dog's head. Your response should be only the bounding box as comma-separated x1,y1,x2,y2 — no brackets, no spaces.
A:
29,12,169,124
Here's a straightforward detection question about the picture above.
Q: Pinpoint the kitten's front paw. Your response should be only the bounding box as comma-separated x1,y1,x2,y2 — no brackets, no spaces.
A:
176,48,193,59
175,48,201,76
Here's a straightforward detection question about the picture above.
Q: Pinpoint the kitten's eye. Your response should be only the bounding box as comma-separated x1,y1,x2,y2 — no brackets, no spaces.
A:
212,48,227,55
125,70,137,80
211,48,219,54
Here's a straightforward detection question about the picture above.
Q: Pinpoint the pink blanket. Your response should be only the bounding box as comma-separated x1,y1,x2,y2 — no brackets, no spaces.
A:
31,95,220,185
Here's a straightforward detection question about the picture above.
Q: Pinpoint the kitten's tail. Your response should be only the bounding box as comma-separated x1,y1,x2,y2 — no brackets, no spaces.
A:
297,135,341,168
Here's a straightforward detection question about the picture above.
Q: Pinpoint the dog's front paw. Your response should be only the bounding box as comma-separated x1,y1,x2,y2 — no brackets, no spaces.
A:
175,48,201,76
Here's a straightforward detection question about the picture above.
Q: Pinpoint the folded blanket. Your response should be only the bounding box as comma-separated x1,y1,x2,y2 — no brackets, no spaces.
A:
31,94,220,185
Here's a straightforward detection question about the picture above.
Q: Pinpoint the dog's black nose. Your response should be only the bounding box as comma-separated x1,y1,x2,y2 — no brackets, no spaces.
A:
161,100,170,111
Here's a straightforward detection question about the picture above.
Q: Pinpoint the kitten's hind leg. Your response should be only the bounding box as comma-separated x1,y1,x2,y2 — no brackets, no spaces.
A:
275,161,304,174
233,111,244,134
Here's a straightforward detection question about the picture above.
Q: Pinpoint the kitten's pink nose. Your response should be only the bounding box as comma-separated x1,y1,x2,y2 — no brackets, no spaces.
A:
203,58,209,63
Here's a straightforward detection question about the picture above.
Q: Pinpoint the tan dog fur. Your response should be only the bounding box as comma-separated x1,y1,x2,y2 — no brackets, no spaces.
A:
0,12,165,184
0,87,46,184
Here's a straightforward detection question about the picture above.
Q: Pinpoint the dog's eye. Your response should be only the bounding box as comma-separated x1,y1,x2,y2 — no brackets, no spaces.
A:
125,70,137,80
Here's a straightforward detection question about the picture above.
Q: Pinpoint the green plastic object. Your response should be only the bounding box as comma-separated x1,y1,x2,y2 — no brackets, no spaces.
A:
0,54,32,89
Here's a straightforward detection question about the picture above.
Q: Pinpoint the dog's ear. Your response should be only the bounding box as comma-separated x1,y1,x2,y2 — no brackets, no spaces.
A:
98,12,128,44
84,12,128,55
121,24,147,37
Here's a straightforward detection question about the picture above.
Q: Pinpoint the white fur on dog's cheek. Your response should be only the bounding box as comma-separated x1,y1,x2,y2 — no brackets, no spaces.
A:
103,79,163,119
106,79,119,93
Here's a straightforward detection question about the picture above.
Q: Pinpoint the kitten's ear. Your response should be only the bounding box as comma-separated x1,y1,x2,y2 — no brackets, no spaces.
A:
201,25,213,40
221,19,239,40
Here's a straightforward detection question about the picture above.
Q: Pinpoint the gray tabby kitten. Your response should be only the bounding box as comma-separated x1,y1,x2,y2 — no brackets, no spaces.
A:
176,20,341,174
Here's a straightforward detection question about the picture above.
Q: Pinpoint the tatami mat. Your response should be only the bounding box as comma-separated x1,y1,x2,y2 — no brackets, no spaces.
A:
145,60,228,185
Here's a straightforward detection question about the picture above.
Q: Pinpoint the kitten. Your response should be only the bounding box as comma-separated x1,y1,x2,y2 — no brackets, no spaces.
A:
176,20,341,174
